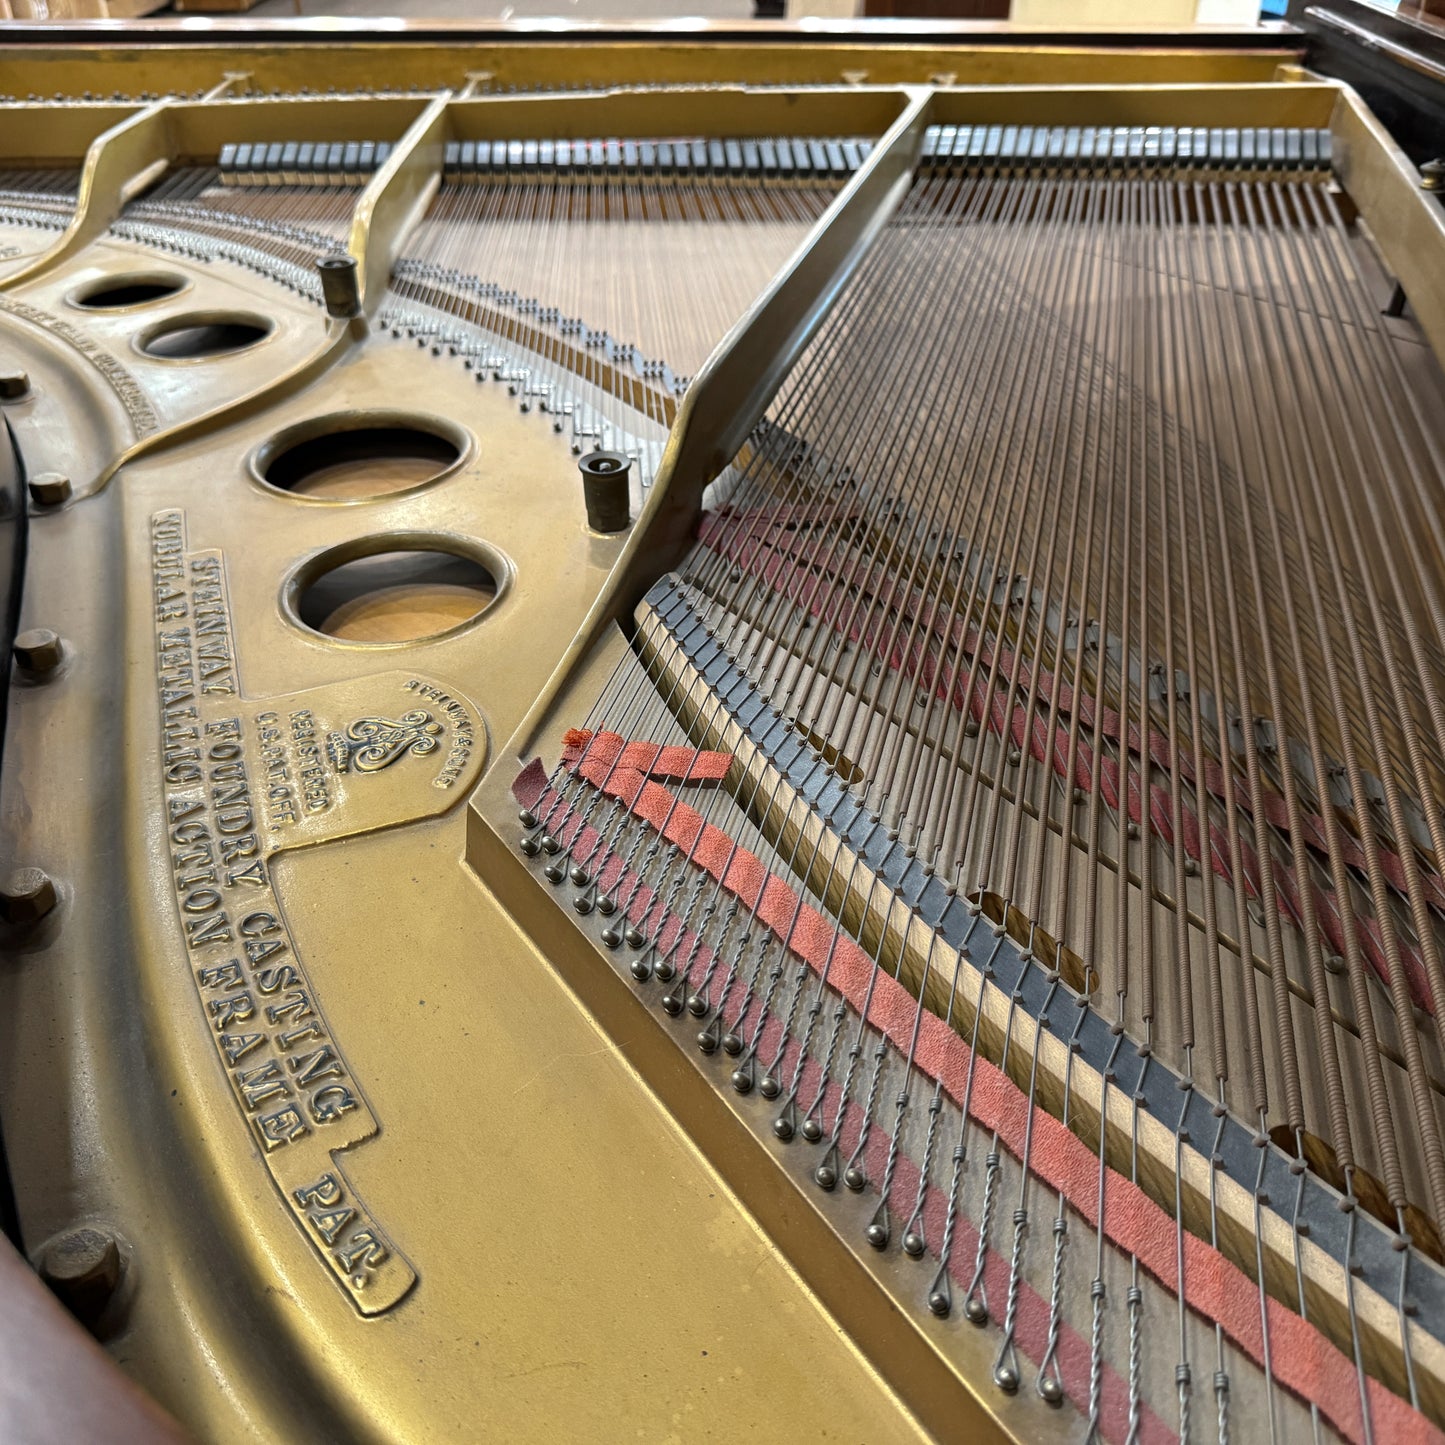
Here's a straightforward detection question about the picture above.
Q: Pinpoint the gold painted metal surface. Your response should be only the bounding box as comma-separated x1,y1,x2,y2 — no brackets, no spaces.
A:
0,29,1302,104
0,88,945,1435
508,84,928,760
1330,82,1445,357
353,95,448,317
0,101,140,281
0,60,1441,1445
0,277,933,1442
0,103,162,290
470,79,1445,1445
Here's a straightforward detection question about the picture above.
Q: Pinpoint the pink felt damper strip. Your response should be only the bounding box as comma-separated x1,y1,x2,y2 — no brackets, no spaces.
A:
694,512,1437,1012
515,757,1171,1445
559,729,733,783
533,739,1441,1445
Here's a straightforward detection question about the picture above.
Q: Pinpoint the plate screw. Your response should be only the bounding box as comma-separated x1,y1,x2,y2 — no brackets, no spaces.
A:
0,866,56,925
1422,158,1445,192
13,627,63,678
28,472,71,507
0,369,29,400
37,1228,122,1324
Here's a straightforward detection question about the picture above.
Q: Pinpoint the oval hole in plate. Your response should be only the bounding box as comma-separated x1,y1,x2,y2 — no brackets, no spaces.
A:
139,312,271,360
263,424,464,501
296,547,497,644
72,271,187,310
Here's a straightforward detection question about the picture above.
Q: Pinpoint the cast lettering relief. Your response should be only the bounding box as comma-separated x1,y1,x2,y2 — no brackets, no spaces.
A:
0,296,159,435
149,510,487,1315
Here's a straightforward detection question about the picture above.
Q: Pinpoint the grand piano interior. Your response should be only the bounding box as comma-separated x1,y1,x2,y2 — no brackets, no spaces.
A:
0,12,1443,1445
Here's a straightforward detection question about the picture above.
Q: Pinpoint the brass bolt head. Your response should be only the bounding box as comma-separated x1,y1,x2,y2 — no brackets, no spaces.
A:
37,1228,122,1322
0,866,57,925
13,627,63,676
28,472,71,507
1423,158,1445,192
0,369,29,400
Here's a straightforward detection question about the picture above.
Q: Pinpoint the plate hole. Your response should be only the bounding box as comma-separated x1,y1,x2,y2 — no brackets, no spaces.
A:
297,548,497,643
73,272,186,310
264,425,463,501
140,312,271,360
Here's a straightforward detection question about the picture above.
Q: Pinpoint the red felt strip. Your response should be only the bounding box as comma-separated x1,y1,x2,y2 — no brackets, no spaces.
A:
517,752,1441,1445
516,761,1171,1442
560,729,733,784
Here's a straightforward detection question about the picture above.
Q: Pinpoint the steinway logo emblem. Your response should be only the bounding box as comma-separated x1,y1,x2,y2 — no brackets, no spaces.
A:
326,710,444,775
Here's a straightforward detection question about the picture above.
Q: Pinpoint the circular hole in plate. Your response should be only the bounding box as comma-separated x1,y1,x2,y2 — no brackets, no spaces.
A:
294,542,500,644
256,415,467,501
70,271,187,311
138,311,272,361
